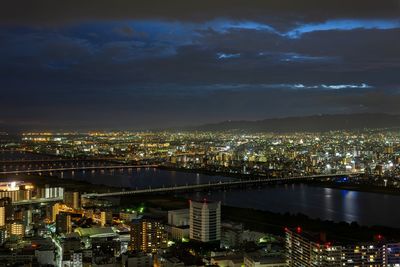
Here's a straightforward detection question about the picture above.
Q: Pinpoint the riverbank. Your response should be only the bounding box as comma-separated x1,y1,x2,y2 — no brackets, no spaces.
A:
119,194,400,243
3,172,400,241
2,150,398,196
0,174,128,194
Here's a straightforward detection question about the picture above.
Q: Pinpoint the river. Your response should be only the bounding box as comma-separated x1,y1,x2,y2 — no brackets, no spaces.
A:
1,151,400,228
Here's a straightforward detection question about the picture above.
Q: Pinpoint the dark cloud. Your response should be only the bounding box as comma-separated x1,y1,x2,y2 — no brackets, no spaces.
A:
112,25,149,39
113,25,134,37
1,24,398,87
1,0,399,27
0,1,399,130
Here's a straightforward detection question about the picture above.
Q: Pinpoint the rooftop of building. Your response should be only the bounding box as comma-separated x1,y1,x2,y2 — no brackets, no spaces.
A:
212,254,244,263
75,227,117,238
245,252,286,264
285,227,388,247
168,208,189,213
169,225,190,229
189,199,221,208
25,237,55,251
122,251,152,258
130,214,165,223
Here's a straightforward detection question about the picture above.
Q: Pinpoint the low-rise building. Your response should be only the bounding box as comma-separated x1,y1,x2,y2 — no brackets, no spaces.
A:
121,252,152,267
244,253,286,267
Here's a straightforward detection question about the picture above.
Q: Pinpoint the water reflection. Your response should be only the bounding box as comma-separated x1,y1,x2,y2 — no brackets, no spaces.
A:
343,191,358,223
323,188,334,221
2,151,400,228
188,184,400,228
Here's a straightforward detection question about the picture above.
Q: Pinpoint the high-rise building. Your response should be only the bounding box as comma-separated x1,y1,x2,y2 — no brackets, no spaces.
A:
0,182,34,202
100,210,113,227
0,228,6,245
70,252,83,267
0,198,11,227
0,197,13,221
56,212,72,234
383,243,400,266
52,202,62,222
40,186,64,199
221,221,243,249
285,227,400,266
64,191,81,210
13,208,24,221
130,216,166,253
22,209,32,228
285,227,342,266
0,188,31,202
189,200,221,243
342,244,382,266
8,222,25,237
0,206,5,227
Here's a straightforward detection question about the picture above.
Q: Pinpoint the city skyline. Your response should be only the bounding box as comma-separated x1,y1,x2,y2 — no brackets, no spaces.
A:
1,0,400,130
1,2,400,266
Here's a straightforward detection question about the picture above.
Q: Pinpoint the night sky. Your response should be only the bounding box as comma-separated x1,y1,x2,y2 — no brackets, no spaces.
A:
1,0,400,130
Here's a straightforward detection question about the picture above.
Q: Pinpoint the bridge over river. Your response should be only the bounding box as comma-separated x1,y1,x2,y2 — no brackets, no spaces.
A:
83,172,362,198
0,165,159,175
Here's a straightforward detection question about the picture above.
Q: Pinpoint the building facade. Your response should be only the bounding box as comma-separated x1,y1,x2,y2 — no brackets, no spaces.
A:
285,227,400,266
189,200,221,243
130,216,166,253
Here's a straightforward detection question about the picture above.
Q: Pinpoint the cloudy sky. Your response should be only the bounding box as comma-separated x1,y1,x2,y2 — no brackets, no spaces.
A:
1,0,400,130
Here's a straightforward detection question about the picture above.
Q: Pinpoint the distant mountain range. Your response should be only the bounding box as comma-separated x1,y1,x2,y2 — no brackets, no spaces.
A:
192,113,400,132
